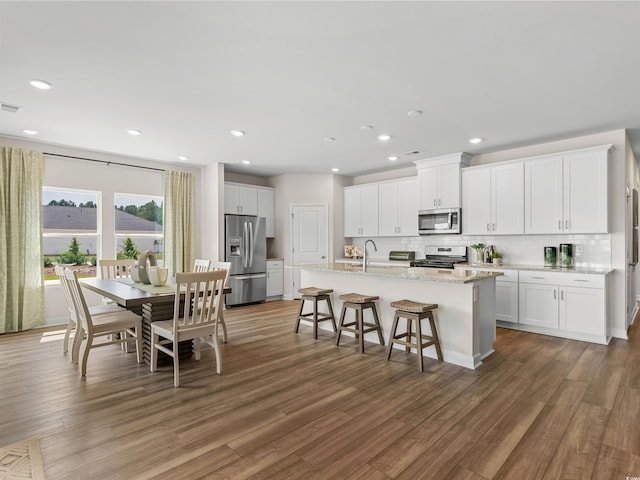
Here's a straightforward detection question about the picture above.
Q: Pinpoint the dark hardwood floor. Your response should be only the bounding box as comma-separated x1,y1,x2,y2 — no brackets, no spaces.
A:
1,300,639,479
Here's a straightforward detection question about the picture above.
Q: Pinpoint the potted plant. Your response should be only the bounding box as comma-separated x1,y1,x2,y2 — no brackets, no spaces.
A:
491,250,504,264
470,243,485,264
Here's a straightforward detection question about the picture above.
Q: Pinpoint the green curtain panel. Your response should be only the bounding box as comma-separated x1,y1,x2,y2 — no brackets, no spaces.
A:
0,147,45,333
163,170,194,277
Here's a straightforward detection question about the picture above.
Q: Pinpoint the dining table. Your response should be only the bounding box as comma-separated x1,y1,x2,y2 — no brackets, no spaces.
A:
81,277,231,365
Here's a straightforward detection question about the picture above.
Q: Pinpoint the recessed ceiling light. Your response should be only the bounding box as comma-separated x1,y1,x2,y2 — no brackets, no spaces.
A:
331,168,340,172
178,156,188,161
361,125,374,131
22,129,37,135
323,137,336,142
469,137,483,144
30,79,52,90
230,130,246,137
242,160,251,165
127,129,142,136
407,110,423,117
388,155,398,161
377,134,392,141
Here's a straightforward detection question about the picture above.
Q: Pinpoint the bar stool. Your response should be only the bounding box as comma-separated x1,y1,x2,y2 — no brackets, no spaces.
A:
386,299,442,372
295,287,337,339
336,293,385,353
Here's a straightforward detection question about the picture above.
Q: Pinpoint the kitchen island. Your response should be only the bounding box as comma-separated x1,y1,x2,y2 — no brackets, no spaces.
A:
299,263,503,369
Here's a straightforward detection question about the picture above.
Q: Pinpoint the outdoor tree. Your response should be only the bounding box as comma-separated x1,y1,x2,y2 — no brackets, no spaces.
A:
58,236,85,264
48,199,77,207
79,201,97,208
118,237,140,260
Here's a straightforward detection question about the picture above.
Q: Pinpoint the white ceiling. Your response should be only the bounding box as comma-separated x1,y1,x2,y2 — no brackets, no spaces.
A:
2,1,640,177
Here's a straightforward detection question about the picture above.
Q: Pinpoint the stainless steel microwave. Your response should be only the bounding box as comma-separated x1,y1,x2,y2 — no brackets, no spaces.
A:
418,208,461,235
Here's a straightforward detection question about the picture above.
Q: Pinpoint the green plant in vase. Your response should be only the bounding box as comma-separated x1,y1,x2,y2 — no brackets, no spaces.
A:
491,250,504,264
470,243,485,263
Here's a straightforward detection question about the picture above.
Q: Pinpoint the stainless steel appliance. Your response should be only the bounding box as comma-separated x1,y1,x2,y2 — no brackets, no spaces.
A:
410,245,467,269
418,208,461,235
225,214,267,306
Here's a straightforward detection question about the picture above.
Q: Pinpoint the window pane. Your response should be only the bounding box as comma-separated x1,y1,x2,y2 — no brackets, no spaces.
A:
43,188,98,233
114,193,163,234
115,236,163,262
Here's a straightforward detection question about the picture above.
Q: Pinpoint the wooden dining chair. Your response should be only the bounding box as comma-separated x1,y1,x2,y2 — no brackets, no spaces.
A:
63,269,143,376
150,270,226,387
193,258,211,273
210,261,231,342
55,266,122,363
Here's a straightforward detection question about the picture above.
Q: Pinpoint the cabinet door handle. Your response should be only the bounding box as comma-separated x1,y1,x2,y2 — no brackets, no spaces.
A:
565,220,569,229
558,220,562,230
574,279,589,282
433,199,437,207
532,276,545,279
492,223,496,231
554,290,557,300
487,223,490,232
561,290,564,300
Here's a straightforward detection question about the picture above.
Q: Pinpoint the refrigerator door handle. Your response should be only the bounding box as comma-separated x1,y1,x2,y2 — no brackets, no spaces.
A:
243,221,249,268
232,273,266,280
248,220,254,268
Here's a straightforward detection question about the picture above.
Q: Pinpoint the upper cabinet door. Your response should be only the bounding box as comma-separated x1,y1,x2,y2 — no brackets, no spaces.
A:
257,188,275,238
344,187,362,237
492,163,524,234
439,163,462,209
563,150,608,233
359,184,379,236
462,167,491,235
378,181,400,236
418,166,440,210
397,178,418,236
237,186,258,215
524,155,563,234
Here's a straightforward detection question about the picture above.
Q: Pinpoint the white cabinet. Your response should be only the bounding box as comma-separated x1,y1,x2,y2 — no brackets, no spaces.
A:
266,260,284,298
414,153,471,210
378,178,418,236
344,184,379,237
225,183,276,237
257,187,275,238
518,270,607,342
495,270,519,323
524,145,610,234
462,162,524,235
224,183,258,215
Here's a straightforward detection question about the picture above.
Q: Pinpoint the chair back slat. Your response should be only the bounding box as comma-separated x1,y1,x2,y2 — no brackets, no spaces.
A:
210,261,231,286
193,258,212,273
56,265,75,316
173,270,226,333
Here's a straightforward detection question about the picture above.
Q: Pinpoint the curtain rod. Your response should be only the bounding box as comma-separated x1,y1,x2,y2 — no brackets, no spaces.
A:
43,152,165,172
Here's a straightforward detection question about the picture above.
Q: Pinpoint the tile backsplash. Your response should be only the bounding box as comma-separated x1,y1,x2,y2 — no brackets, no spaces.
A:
350,234,611,268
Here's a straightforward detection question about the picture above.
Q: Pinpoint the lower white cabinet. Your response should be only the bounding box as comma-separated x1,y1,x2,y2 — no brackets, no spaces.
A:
266,260,284,298
495,271,519,323
518,270,608,343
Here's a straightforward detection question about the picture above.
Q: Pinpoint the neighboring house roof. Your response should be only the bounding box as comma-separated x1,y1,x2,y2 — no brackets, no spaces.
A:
43,205,161,232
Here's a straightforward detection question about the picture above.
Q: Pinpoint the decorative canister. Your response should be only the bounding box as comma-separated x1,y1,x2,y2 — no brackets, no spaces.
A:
544,247,557,267
559,243,573,267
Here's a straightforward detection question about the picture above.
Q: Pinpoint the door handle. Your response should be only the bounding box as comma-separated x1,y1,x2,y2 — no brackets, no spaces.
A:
243,222,248,268
248,221,254,268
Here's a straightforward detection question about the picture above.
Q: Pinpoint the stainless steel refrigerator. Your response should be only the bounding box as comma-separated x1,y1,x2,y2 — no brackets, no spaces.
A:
225,214,267,306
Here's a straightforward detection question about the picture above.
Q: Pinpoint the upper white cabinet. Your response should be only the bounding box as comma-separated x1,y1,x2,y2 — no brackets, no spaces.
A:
224,183,276,238
462,162,524,235
224,183,258,215
414,153,471,210
257,187,275,238
378,178,418,236
524,145,611,234
344,184,379,237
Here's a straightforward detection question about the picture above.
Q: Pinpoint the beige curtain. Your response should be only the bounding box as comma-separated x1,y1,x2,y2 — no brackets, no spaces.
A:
0,147,44,333
164,170,194,276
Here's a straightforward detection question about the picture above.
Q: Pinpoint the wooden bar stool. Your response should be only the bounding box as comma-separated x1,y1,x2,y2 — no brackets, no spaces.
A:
336,293,385,353
386,300,442,372
295,287,337,339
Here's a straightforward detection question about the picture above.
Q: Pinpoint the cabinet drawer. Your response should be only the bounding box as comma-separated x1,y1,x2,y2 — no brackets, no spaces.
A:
518,271,557,284
267,260,284,271
519,270,604,288
495,269,518,282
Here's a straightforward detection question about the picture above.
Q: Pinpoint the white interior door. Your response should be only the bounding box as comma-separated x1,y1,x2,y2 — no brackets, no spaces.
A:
291,204,328,299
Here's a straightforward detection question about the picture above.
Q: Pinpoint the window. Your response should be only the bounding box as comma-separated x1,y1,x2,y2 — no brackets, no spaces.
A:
114,193,163,263
43,187,100,280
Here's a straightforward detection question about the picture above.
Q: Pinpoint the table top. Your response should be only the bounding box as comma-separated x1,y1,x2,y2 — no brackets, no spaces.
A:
81,278,231,308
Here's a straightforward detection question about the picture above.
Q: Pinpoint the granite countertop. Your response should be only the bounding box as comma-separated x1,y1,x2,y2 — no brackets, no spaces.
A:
300,262,503,284
335,257,412,267
455,262,613,275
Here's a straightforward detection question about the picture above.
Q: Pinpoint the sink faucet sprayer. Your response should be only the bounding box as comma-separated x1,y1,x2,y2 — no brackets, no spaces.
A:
363,239,377,272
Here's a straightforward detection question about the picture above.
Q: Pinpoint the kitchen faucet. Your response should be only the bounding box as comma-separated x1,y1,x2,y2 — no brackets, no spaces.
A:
363,239,377,272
